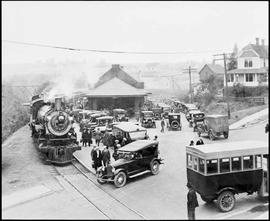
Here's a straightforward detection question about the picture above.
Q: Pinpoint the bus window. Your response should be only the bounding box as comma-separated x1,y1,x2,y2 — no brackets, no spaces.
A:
220,158,230,173
187,154,193,168
199,158,205,174
206,159,218,174
243,155,253,170
193,157,198,171
231,157,242,171
255,155,262,168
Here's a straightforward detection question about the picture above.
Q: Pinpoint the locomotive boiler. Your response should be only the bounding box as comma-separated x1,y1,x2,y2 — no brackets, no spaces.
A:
30,94,81,164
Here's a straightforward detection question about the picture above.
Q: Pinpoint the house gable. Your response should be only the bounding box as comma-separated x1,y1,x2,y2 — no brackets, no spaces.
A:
94,64,144,89
239,50,259,58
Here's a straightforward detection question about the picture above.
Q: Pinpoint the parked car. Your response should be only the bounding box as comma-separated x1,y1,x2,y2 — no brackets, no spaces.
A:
197,115,229,140
97,140,164,187
185,108,199,122
141,111,156,128
94,116,115,133
113,109,129,122
80,112,106,132
112,122,149,145
186,140,268,212
184,103,198,115
151,107,163,120
157,103,171,119
189,111,205,131
167,113,182,130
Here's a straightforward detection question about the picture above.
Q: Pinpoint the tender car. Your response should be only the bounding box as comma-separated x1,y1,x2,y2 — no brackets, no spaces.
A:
112,122,149,145
97,140,164,188
167,113,182,130
197,115,229,140
113,108,129,122
186,140,268,212
94,116,115,133
189,111,205,130
141,111,156,128
151,107,163,120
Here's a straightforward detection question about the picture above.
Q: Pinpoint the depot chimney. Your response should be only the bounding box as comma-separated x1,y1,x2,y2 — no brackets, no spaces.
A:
261,39,265,46
256,37,259,45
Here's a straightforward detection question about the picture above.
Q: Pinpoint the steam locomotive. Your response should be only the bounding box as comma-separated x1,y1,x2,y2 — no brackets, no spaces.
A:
29,94,81,164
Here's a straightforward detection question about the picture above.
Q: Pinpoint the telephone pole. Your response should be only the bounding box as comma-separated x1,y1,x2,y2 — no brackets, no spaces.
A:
182,66,197,103
213,53,231,119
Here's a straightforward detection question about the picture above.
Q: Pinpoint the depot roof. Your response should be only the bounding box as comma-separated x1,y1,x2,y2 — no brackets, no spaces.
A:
186,140,268,159
86,77,150,97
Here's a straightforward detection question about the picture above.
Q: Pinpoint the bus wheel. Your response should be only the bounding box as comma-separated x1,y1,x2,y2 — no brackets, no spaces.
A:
217,191,235,212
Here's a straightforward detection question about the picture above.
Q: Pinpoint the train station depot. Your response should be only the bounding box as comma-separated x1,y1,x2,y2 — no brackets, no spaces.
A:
84,64,150,112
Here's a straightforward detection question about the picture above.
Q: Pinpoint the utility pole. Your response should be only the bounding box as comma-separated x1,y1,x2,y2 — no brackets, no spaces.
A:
182,66,197,103
213,53,231,119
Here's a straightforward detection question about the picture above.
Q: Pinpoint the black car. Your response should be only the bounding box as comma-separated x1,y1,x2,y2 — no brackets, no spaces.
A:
113,108,129,122
97,140,164,188
168,113,182,130
141,111,156,128
151,107,163,120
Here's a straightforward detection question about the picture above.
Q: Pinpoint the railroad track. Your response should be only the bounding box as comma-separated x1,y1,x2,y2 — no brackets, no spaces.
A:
49,160,146,219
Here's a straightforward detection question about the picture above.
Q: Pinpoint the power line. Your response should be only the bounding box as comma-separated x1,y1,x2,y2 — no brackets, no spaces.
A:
3,39,230,55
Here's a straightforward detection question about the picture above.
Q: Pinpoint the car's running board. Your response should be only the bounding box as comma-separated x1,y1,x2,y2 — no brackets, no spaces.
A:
129,170,151,178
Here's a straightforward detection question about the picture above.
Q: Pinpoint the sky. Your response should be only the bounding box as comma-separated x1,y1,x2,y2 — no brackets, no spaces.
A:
2,1,269,65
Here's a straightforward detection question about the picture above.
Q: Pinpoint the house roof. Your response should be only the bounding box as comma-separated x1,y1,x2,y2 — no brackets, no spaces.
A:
242,44,268,59
227,67,268,74
85,77,149,97
94,64,144,89
239,50,258,58
207,64,225,74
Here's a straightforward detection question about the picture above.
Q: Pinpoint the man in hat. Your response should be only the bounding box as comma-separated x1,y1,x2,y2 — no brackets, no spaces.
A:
187,182,199,220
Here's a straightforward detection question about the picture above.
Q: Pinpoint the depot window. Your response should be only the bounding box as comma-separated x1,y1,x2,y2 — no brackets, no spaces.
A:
255,155,262,168
199,158,205,174
187,154,193,168
231,157,242,171
220,158,230,173
243,155,253,170
206,159,218,174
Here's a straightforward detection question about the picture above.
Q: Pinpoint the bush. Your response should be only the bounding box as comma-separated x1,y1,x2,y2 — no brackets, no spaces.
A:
228,84,268,97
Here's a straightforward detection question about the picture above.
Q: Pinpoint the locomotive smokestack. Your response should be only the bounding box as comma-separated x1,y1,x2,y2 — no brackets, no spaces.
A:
55,97,62,111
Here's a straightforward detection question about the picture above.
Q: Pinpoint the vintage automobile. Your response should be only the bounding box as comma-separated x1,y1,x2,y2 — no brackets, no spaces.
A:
80,111,107,132
184,103,198,115
112,122,149,145
185,107,199,122
186,140,268,212
97,140,164,187
151,107,163,120
94,116,115,133
167,113,182,130
197,115,229,140
140,111,156,128
113,109,129,122
189,110,205,130
158,103,171,119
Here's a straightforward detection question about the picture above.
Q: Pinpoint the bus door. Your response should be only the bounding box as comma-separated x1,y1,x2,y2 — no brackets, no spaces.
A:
259,154,269,197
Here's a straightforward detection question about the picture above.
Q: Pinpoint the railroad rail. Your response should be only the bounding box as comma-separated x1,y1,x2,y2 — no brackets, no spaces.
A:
49,160,146,219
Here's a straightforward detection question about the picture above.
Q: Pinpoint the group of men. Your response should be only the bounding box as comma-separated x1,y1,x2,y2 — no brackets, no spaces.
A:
189,139,204,146
90,145,111,172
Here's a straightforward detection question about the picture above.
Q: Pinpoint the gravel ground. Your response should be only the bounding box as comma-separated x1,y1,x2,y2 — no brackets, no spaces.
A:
2,126,58,195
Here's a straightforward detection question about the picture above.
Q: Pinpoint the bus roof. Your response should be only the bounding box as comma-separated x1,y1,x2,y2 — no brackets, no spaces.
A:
186,140,268,159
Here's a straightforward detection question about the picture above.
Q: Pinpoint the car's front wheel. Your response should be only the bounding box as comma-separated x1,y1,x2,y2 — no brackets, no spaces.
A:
150,160,160,175
97,172,106,184
114,171,127,188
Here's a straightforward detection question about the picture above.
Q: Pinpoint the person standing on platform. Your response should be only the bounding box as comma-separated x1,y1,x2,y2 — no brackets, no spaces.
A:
187,182,199,220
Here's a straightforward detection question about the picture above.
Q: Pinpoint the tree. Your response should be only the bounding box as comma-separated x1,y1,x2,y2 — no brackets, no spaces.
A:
227,43,238,71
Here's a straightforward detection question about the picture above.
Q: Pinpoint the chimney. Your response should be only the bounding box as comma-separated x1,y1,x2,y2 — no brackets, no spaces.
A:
261,39,265,46
256,37,259,45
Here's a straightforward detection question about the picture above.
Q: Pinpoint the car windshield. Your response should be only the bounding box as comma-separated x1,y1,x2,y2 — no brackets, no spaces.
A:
144,113,153,118
118,151,135,160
